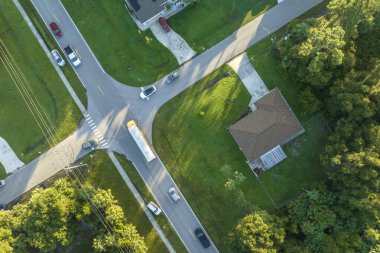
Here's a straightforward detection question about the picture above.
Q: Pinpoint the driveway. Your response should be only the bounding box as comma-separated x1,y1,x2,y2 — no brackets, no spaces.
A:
150,22,196,65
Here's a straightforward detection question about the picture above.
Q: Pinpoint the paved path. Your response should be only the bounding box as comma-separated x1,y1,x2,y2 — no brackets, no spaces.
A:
228,53,269,110
150,22,196,65
0,0,324,252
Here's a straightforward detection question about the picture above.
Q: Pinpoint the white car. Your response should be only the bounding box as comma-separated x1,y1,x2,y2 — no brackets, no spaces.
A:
168,187,180,202
51,49,65,67
0,180,6,188
64,45,81,67
140,85,157,100
147,201,161,215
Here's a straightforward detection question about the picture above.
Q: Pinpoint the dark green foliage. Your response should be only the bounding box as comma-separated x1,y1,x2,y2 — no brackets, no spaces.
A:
260,1,380,252
230,211,285,253
0,179,147,253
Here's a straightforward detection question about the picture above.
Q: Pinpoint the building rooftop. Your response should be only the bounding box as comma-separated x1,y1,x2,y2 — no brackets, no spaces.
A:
229,88,304,161
126,0,167,23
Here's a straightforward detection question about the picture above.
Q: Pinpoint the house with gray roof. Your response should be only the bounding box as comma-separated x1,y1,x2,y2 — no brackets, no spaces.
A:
229,88,304,173
125,0,184,30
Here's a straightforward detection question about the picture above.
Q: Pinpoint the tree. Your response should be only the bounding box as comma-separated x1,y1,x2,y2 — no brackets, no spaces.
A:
287,189,337,252
230,211,285,253
12,179,78,252
0,211,14,253
84,188,147,253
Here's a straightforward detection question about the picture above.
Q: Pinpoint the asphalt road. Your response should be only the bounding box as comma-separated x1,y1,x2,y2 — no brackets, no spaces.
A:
0,0,323,252
26,0,219,252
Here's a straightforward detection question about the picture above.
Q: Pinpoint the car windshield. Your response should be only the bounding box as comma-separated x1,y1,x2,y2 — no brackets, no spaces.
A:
144,88,154,95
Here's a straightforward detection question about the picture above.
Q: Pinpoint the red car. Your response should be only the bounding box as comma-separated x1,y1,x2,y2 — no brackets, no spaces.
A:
49,22,62,37
158,17,170,33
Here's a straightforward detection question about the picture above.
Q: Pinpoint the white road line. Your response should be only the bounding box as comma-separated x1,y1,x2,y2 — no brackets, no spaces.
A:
87,119,93,123
91,126,96,130
94,129,100,133
100,140,106,144
97,85,104,95
102,145,109,149
75,49,81,59
89,122,95,127
98,137,105,141
84,114,90,118
53,14,60,24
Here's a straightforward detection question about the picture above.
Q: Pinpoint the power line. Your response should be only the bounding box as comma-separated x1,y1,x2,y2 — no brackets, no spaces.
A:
0,39,132,253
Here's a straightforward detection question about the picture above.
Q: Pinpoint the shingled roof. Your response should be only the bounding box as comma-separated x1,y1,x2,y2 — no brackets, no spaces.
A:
229,88,304,161
126,0,167,23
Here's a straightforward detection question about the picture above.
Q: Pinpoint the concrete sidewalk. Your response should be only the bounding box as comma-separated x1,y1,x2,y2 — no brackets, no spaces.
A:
228,53,269,110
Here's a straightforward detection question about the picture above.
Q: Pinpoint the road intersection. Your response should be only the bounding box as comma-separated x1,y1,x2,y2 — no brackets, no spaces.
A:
1,0,323,252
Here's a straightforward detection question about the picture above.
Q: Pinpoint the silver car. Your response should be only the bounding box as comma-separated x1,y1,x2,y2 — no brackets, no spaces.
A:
147,201,162,215
168,187,180,202
51,49,65,67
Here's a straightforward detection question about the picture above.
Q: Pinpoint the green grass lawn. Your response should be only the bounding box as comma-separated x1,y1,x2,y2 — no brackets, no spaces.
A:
152,61,329,251
169,0,277,53
0,1,81,179
76,151,186,253
19,0,87,107
61,0,178,86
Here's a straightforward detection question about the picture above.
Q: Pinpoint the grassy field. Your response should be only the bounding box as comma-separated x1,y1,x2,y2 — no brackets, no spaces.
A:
152,61,329,251
19,0,87,107
76,151,186,253
61,0,178,86
169,0,277,53
0,1,81,179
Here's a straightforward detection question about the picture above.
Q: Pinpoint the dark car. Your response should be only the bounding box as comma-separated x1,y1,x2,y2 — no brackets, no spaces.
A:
166,72,179,84
49,22,62,37
159,17,171,33
194,227,210,248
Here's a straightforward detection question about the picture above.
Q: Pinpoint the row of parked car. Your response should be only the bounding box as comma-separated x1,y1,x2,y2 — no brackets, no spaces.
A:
49,22,81,68
146,186,211,248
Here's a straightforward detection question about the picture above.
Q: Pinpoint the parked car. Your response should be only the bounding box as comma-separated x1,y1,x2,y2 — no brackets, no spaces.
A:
140,85,157,100
166,72,179,84
158,17,171,33
147,201,162,215
168,187,180,202
64,45,81,67
82,140,98,149
0,180,6,188
51,49,65,67
194,228,211,248
49,22,62,37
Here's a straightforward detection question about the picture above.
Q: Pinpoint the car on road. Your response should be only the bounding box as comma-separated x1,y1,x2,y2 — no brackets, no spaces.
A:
168,187,180,202
159,17,171,33
194,227,211,248
140,85,157,100
64,45,81,67
51,49,65,67
147,201,162,215
166,72,179,84
82,140,98,150
49,22,62,37
0,180,6,188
